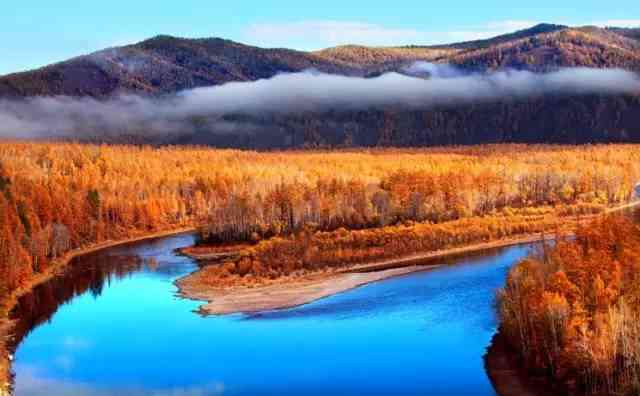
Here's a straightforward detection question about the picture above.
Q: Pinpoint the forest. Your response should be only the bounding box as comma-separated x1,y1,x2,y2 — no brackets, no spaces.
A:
183,94,640,149
1,143,639,310
497,215,640,395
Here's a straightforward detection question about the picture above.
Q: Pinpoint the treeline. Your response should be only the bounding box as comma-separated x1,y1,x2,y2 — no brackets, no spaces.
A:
314,45,452,68
199,144,636,244
498,216,640,395
193,212,575,287
450,28,640,72
179,94,640,149
0,143,638,306
0,35,359,98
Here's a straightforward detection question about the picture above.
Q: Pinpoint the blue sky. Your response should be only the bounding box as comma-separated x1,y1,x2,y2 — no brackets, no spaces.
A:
1,1,639,75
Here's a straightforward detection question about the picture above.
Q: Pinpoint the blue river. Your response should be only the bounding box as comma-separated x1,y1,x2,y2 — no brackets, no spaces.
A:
11,233,534,396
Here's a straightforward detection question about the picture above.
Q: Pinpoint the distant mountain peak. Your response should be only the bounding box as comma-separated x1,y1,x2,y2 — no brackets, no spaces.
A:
1,23,639,98
529,22,568,31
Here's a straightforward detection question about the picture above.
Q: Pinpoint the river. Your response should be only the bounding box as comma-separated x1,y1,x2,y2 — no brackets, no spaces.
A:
10,232,537,396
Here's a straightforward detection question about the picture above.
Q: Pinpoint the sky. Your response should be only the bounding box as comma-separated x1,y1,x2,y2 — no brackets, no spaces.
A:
1,1,639,75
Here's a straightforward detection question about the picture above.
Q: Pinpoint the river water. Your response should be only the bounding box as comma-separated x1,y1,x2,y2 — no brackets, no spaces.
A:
10,233,535,396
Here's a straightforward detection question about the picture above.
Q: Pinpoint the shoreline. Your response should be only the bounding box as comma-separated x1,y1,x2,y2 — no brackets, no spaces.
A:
176,232,553,316
177,202,640,317
0,226,196,395
484,331,560,396
2,201,636,394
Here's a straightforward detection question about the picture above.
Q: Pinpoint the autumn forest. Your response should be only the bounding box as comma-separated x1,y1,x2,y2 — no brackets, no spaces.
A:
498,216,640,395
0,143,637,298
1,142,640,396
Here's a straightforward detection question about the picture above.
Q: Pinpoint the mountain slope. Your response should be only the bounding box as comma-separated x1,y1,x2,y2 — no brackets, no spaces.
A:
1,24,639,98
449,26,640,71
0,36,361,97
609,27,640,41
311,24,567,69
434,23,568,51
1,24,640,149
312,45,456,68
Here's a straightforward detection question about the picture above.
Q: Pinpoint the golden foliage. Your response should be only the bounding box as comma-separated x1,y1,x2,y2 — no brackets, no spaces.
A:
199,213,567,286
0,142,639,305
498,216,640,395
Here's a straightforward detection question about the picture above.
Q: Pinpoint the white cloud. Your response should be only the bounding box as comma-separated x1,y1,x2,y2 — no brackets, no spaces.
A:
243,18,640,50
62,335,93,350
54,355,75,372
443,20,539,43
486,20,541,31
244,20,426,49
591,19,640,28
3,66,640,140
14,364,226,396
243,20,542,49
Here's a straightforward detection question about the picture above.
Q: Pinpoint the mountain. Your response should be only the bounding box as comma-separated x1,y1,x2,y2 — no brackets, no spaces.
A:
608,27,640,41
436,23,568,50
2,23,639,98
0,36,361,98
1,23,640,148
448,26,640,71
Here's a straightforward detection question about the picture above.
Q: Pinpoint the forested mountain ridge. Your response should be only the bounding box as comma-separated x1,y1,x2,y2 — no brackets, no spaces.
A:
0,36,361,97
312,23,568,67
1,23,640,148
609,27,640,41
1,23,639,98
447,27,640,71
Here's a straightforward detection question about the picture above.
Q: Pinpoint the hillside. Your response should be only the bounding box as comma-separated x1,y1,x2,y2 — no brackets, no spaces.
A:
1,24,639,98
1,23,640,148
609,27,640,41
449,26,640,71
169,94,640,148
313,45,455,69
0,36,360,97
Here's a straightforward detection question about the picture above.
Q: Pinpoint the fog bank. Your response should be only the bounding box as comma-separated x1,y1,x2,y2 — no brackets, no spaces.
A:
1,65,639,139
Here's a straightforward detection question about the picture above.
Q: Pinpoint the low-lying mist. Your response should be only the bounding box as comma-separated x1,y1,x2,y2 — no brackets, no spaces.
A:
1,65,639,140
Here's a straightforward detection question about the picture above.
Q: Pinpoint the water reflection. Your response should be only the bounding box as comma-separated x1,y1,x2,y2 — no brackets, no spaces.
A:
10,252,168,354
15,366,225,396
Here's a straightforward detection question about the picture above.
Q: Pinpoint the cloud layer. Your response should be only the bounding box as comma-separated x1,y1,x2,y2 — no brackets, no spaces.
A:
244,19,640,50
243,20,539,49
1,66,639,140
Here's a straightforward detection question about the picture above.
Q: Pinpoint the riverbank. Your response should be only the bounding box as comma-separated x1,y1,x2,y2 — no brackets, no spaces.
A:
176,232,552,315
178,244,246,261
490,215,640,396
484,331,560,396
178,200,640,316
3,203,636,394
0,226,196,395
178,263,445,315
